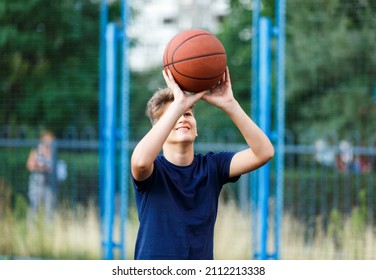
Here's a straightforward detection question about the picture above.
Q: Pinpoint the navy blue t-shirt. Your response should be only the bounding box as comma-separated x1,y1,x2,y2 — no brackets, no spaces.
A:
132,151,239,260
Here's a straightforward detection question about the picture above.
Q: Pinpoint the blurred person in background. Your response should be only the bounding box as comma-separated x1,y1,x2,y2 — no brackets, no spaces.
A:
26,130,57,222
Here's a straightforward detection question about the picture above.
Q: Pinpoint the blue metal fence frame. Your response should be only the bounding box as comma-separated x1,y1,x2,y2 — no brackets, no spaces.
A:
102,23,118,260
274,0,286,261
99,0,130,260
251,0,285,260
119,0,130,260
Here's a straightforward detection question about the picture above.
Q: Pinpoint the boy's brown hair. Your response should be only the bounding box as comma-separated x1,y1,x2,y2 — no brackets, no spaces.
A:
146,88,174,125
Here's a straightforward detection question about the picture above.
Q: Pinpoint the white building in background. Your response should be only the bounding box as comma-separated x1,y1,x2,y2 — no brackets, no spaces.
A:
128,0,230,71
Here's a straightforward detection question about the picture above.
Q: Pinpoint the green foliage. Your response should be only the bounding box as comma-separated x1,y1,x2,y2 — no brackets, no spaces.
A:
13,194,28,220
348,189,367,259
205,0,376,140
0,0,100,133
286,0,376,138
328,208,344,251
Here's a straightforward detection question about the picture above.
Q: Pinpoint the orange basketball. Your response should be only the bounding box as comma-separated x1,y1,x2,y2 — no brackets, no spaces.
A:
163,29,227,93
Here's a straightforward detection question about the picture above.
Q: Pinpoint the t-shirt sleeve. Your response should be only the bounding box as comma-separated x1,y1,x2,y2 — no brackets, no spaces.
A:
131,164,156,192
213,151,241,184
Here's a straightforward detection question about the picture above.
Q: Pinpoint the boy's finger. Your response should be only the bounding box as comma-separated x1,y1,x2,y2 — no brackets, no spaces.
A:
162,70,169,82
195,90,207,100
167,69,175,81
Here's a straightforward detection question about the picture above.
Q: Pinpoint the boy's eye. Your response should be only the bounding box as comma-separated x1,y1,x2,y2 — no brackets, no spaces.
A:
184,112,192,117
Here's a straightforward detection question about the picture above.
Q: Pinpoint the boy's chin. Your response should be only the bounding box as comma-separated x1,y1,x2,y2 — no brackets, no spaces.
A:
171,136,195,144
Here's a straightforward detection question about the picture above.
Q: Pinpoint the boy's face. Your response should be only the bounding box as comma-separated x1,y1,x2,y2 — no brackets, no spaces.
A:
160,103,198,145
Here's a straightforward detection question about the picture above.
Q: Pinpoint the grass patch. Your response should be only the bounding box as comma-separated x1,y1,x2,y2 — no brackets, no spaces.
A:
1,197,376,259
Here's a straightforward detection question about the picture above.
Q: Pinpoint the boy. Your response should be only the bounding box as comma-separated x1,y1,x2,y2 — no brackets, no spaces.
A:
131,67,274,259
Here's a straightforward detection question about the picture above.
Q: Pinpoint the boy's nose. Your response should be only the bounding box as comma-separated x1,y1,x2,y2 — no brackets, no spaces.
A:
178,116,188,123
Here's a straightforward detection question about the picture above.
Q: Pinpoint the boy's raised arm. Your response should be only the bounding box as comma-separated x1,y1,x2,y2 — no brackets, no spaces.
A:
202,67,274,177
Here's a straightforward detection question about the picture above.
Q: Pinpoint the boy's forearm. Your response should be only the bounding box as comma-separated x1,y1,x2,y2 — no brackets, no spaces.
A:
224,100,274,157
131,104,181,170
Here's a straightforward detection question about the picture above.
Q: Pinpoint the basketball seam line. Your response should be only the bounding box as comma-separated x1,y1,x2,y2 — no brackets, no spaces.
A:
174,33,216,53
164,33,211,67
170,68,224,81
164,52,226,67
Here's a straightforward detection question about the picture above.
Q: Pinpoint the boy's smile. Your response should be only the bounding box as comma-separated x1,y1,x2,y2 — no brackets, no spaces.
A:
176,124,190,132
166,109,197,143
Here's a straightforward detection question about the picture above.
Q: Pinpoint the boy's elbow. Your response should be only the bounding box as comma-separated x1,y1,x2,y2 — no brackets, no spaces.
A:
131,156,148,172
269,145,275,159
264,145,275,163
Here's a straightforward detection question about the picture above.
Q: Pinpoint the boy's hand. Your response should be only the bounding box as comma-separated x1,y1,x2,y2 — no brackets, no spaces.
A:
162,69,206,112
202,67,237,111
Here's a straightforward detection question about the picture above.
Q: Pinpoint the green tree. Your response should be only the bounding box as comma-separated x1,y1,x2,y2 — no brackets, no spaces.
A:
0,0,100,134
286,0,376,138
216,0,376,140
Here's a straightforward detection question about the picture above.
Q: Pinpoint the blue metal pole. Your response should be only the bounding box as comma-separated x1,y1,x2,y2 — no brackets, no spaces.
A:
251,0,261,260
103,23,118,260
99,0,108,232
119,0,130,260
257,17,272,260
274,0,286,260
251,1,260,122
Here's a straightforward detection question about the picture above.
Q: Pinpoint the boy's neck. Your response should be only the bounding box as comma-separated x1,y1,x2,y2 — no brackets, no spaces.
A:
162,143,194,166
